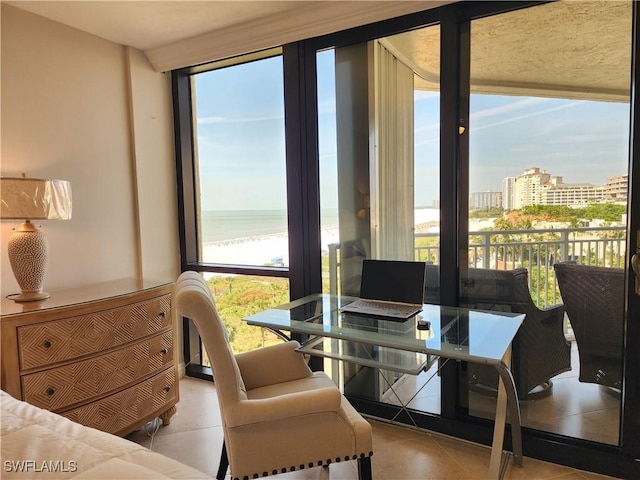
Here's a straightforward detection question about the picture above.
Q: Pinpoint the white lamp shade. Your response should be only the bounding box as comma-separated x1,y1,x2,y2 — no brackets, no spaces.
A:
1,177,72,302
1,177,72,220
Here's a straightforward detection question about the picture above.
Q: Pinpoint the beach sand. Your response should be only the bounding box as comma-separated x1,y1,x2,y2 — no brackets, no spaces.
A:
202,228,339,266
201,209,448,266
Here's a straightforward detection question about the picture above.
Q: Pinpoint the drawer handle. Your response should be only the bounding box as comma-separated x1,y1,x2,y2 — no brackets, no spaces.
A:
46,387,55,396
160,348,168,355
163,386,171,393
42,340,52,349
159,311,167,318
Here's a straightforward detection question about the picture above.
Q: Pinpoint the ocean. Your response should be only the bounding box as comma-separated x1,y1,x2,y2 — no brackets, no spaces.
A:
199,207,440,265
200,209,339,244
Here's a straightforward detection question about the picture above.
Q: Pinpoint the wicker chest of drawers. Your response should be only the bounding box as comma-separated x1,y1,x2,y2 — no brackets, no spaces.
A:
0,279,179,437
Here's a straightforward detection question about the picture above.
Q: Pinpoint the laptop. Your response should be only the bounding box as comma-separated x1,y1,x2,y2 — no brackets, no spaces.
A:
340,259,427,320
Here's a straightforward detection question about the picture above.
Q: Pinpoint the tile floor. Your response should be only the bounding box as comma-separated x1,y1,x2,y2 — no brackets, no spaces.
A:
126,376,620,480
385,341,620,445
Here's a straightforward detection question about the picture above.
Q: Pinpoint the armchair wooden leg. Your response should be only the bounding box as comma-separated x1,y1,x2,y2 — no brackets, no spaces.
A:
320,464,329,480
357,456,372,480
217,441,229,480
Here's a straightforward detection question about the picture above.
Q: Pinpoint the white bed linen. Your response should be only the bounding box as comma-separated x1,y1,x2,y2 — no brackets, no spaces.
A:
1,390,212,479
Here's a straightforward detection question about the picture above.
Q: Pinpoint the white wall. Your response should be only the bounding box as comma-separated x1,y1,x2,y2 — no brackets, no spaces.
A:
1,4,179,296
126,47,180,282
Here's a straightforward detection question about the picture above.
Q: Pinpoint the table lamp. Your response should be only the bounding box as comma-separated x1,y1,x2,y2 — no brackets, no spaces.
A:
1,176,72,302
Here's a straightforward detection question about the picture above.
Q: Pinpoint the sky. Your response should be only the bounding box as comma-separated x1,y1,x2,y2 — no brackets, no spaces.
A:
194,57,287,212
194,51,630,211
414,92,630,207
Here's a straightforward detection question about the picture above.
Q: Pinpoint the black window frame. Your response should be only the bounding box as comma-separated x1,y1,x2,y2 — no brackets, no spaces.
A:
172,2,640,476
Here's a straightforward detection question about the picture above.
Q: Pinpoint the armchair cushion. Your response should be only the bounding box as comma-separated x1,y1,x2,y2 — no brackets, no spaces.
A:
235,341,312,391
226,386,341,427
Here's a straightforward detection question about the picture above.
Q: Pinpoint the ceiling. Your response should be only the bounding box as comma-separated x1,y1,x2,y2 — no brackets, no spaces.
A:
4,1,318,51
385,1,632,101
3,1,450,71
4,0,632,101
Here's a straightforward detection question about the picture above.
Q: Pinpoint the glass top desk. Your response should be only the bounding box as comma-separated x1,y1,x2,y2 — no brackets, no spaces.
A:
245,294,525,480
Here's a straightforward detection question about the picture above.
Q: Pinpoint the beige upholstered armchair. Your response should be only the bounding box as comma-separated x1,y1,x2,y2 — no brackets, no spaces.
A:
175,271,373,480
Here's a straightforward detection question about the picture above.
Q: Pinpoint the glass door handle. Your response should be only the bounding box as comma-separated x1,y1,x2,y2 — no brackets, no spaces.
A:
633,231,640,296
633,252,640,296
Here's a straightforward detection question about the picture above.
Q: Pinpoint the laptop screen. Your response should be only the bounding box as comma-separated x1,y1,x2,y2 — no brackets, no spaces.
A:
359,259,426,304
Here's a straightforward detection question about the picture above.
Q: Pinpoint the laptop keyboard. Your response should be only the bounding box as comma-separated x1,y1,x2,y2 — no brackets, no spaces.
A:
344,299,420,316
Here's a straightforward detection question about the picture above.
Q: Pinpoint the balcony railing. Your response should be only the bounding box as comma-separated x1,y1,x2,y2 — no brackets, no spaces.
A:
328,226,626,309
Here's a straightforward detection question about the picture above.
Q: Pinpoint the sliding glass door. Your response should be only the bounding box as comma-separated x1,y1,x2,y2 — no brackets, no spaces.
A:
316,23,442,412
173,0,640,474
463,0,630,446
305,0,640,474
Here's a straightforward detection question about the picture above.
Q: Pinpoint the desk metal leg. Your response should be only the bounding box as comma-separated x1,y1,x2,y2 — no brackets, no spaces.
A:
487,347,523,480
380,358,448,427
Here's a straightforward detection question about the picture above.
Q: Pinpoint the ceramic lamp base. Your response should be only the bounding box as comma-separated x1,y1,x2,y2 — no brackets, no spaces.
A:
6,291,51,302
7,220,50,303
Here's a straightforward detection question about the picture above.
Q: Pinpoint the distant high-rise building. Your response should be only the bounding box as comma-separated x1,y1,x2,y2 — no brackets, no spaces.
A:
470,191,502,210
604,174,628,201
513,167,552,208
502,177,515,210
505,167,624,208
543,183,605,206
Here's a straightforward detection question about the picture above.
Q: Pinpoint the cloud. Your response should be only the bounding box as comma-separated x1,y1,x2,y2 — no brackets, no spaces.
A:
414,121,440,136
548,133,628,144
197,113,283,125
536,150,583,160
415,97,553,137
414,91,440,101
318,98,337,115
415,137,438,148
472,101,579,132
196,135,234,154
471,97,547,120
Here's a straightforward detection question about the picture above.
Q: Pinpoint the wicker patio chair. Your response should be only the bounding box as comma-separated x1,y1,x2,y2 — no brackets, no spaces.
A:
423,266,571,399
460,267,572,400
554,262,624,390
